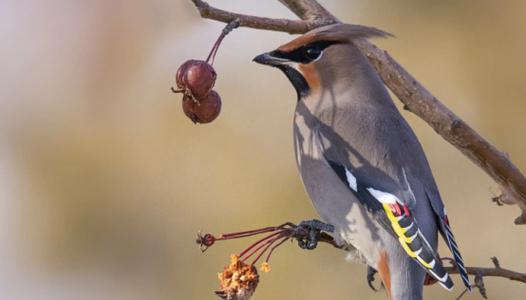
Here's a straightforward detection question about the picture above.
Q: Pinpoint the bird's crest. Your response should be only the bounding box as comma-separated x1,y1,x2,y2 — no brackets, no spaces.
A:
277,23,393,53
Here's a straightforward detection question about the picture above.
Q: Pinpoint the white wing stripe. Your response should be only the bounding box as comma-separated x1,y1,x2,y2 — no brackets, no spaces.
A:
344,168,358,191
366,188,398,204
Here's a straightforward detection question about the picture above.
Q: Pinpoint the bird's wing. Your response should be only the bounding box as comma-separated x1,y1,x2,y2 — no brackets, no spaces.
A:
313,128,455,290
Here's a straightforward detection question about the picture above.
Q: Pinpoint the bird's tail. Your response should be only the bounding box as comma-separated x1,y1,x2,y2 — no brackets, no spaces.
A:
439,212,472,291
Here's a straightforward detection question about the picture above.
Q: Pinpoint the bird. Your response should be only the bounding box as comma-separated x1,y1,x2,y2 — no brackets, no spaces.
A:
253,23,471,300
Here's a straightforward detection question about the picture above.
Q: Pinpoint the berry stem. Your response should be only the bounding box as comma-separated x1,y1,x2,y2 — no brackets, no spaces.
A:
238,230,287,261
218,226,282,240
250,232,290,266
215,222,295,240
264,235,290,264
206,19,240,65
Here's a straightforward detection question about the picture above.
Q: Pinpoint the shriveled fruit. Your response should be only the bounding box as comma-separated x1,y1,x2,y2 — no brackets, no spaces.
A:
182,91,222,124
175,60,193,89
182,90,221,124
215,255,259,300
182,95,199,123
174,20,239,124
183,60,217,98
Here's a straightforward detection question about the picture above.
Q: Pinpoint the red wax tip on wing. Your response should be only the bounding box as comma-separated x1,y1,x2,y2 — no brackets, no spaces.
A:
390,204,402,216
403,205,410,217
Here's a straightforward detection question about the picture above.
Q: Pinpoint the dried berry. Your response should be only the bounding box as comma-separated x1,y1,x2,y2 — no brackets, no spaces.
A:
196,232,216,252
173,20,240,124
183,60,217,98
215,255,259,300
175,60,192,89
182,90,221,124
194,90,221,123
175,60,216,98
182,95,199,123
260,262,271,273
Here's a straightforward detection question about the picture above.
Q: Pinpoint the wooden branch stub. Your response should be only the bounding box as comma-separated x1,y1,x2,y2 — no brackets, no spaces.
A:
515,211,526,225
474,274,488,299
491,256,501,268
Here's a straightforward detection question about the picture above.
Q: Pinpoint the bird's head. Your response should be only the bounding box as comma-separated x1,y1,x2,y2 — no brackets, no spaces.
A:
253,24,392,101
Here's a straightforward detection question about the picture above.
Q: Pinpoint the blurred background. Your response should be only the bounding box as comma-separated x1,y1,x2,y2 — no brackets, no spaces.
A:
1,0,525,299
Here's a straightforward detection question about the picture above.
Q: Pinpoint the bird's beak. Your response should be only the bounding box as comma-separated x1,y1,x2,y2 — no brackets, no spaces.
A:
253,51,289,67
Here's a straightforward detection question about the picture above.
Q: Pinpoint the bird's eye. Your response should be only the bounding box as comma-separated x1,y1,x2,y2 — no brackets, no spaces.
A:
305,46,322,61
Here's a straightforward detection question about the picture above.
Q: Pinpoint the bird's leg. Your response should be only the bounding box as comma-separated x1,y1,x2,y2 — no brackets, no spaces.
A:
292,219,335,250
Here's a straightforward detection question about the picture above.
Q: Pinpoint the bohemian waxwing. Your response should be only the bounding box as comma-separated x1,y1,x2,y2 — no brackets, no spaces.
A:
254,24,471,300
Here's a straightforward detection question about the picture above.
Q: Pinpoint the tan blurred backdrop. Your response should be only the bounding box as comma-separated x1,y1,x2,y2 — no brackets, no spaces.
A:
1,0,526,299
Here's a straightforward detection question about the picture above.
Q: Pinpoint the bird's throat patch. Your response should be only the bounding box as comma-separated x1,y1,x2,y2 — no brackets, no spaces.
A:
278,65,310,100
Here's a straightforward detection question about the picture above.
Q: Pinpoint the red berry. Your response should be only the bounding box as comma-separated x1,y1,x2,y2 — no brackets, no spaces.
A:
182,90,221,124
183,60,217,99
182,95,199,123
194,90,221,123
175,60,193,89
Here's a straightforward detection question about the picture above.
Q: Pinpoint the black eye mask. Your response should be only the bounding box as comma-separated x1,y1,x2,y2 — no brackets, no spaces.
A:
271,40,340,64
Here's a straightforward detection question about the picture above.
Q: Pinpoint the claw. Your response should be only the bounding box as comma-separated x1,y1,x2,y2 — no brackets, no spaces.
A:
297,238,307,249
306,229,318,249
367,266,380,292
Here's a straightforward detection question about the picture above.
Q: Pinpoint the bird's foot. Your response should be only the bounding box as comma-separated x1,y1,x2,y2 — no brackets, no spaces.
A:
291,219,335,250
367,266,380,291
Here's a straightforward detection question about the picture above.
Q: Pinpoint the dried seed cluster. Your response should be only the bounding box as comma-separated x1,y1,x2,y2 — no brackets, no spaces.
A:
198,222,300,300
215,255,259,300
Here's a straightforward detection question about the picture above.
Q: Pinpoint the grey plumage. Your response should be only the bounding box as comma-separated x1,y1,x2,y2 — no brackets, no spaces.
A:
254,23,470,300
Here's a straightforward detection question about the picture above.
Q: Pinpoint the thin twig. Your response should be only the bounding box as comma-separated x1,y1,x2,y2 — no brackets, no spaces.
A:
188,0,526,224
455,287,470,300
443,264,526,284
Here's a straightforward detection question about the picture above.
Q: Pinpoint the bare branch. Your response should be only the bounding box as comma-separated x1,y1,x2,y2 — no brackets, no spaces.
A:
188,0,526,223
444,262,526,284
278,0,336,21
191,0,332,34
